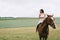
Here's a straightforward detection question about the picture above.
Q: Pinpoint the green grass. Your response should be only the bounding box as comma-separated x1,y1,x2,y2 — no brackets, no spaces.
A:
0,24,60,40
0,27,38,40
0,18,38,28
0,17,60,28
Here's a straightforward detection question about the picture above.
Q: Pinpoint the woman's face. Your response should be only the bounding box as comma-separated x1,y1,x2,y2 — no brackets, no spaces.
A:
40,11,42,13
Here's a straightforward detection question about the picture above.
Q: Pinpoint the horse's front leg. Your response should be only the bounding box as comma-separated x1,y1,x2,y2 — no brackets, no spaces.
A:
45,36,48,40
40,37,42,40
43,37,44,40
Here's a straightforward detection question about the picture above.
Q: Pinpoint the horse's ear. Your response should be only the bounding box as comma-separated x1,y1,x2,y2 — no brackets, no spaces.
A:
47,15,53,17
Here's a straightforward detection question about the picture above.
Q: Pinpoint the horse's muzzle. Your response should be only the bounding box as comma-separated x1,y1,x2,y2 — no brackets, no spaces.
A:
51,23,56,29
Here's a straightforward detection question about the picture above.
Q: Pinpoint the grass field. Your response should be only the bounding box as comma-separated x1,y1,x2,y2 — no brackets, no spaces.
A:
0,18,38,28
0,18,60,40
0,24,60,40
0,17,60,28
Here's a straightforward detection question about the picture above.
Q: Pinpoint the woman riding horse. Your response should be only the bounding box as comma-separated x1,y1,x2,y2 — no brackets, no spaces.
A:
36,15,56,40
36,9,47,32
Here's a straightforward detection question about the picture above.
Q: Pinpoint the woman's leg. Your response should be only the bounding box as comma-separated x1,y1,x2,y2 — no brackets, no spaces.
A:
36,23,42,32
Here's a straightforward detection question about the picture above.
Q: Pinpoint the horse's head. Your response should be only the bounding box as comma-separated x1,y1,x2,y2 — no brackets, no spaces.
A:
46,15,56,29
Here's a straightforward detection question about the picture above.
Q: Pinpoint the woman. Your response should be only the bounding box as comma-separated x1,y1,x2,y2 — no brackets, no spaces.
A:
36,9,47,31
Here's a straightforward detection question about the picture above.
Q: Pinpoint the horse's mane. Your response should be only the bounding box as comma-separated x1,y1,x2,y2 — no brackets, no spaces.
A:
42,15,53,25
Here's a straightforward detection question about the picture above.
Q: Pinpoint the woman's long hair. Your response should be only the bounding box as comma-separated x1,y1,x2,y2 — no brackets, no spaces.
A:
40,9,44,13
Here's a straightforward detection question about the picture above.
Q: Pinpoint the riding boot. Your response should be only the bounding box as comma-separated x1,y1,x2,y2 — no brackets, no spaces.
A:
36,23,41,32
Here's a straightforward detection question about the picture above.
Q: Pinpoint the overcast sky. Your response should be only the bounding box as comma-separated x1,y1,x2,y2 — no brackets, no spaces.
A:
0,0,60,17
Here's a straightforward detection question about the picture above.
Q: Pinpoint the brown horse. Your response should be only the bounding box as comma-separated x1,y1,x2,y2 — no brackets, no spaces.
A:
36,15,56,40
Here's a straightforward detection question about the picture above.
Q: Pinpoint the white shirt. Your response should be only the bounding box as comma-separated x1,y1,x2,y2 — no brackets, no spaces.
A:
38,13,47,24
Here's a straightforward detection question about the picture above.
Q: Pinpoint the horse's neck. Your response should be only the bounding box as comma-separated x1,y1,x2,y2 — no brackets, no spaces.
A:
41,19,48,29
38,21,48,33
38,18,49,33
